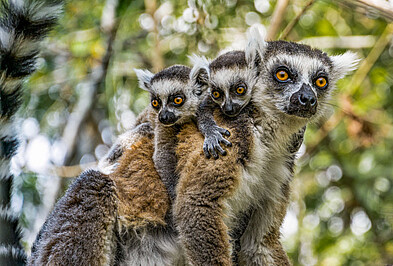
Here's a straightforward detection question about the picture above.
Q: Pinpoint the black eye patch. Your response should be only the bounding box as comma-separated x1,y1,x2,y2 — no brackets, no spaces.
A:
168,94,186,106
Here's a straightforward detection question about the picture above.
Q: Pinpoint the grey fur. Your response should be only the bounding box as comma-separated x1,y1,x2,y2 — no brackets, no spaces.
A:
29,170,119,265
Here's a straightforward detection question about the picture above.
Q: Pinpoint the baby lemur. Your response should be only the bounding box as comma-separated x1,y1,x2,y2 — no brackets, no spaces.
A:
134,64,231,202
174,35,359,265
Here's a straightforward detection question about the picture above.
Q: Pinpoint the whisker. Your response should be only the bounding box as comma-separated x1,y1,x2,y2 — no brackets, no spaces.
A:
319,101,353,116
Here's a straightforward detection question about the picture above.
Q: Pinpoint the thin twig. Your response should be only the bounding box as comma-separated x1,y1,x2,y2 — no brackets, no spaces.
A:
265,0,290,40
280,0,315,40
52,162,98,178
335,0,393,21
144,0,164,71
348,23,393,95
301,35,377,49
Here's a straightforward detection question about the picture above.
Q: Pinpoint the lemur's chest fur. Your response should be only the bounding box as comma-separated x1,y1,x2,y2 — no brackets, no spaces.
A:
221,109,301,233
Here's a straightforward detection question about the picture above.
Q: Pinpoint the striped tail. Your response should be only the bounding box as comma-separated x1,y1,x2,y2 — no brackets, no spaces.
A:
0,0,63,264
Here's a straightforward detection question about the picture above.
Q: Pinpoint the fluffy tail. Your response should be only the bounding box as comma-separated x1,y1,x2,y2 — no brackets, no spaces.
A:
0,0,63,264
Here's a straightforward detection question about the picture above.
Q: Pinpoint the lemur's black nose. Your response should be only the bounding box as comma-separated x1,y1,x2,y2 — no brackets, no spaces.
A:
223,101,237,116
159,111,177,125
298,89,317,107
224,102,233,113
289,84,317,117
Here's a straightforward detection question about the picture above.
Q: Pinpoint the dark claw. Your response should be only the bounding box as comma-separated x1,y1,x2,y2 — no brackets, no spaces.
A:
216,127,229,136
219,128,230,137
220,138,232,147
203,144,211,159
216,145,227,156
208,144,218,159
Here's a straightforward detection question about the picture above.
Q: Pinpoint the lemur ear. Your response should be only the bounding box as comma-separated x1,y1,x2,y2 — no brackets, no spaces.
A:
245,25,267,76
134,69,154,91
330,51,360,80
189,54,210,96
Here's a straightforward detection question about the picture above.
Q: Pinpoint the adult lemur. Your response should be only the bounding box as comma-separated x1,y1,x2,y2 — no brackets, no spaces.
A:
174,37,358,265
0,0,62,264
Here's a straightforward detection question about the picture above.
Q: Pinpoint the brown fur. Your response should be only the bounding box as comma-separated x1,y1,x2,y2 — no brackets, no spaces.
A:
110,135,170,229
174,107,254,266
135,106,156,127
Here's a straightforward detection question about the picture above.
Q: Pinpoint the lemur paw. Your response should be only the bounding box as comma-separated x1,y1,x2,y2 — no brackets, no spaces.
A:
203,126,232,159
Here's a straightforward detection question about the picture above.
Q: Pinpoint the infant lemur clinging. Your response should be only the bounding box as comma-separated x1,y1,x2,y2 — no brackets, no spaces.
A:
134,63,231,201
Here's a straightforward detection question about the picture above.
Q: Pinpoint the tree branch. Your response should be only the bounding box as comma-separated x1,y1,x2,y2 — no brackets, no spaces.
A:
280,0,315,40
348,23,393,95
144,0,164,71
301,35,377,49
335,0,393,21
265,0,290,40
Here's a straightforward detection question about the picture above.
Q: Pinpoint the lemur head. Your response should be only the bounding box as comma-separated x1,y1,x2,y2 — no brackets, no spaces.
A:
135,64,208,126
254,40,359,122
190,27,265,117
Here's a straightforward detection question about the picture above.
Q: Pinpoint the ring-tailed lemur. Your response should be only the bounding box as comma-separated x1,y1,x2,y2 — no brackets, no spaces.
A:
0,0,62,264
134,64,231,202
174,35,359,265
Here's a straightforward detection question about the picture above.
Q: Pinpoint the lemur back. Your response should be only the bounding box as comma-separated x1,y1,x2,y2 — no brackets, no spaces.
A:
174,33,358,265
29,122,173,265
0,0,63,264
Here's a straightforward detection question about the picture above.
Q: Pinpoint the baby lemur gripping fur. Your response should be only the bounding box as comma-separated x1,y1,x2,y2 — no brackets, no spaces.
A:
174,32,359,265
134,64,231,202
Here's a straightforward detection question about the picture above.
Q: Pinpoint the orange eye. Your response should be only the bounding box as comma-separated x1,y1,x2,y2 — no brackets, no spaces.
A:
276,70,289,81
212,90,220,99
151,99,159,108
236,86,246,95
173,97,183,105
315,77,327,88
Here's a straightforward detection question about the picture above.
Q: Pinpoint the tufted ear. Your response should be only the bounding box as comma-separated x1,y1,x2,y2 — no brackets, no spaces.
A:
245,25,267,76
134,68,154,91
330,51,360,80
189,54,210,96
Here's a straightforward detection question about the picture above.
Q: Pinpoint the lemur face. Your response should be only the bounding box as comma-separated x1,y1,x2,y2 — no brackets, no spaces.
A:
191,49,261,118
149,79,199,126
253,41,359,121
190,28,265,118
263,52,331,118
135,65,206,126
208,52,255,117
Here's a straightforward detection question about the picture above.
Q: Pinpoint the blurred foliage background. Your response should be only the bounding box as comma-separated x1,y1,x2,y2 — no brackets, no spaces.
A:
11,0,393,265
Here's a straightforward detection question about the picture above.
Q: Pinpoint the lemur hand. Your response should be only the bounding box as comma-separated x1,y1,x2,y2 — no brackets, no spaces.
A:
203,126,232,159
